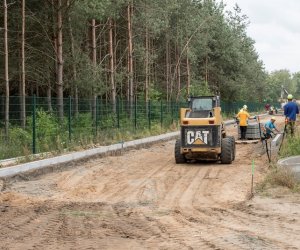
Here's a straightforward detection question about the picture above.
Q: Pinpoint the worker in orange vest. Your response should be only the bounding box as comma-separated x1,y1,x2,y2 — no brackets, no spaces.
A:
236,105,255,140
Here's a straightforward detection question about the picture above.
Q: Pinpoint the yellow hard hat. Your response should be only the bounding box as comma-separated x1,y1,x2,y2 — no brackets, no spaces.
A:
271,116,276,121
287,94,293,100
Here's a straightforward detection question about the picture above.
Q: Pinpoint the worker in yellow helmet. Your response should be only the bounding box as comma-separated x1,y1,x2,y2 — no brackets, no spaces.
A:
263,116,280,139
236,105,255,140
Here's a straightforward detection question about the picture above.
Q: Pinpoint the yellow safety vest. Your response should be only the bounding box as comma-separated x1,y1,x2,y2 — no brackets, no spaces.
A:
237,110,250,126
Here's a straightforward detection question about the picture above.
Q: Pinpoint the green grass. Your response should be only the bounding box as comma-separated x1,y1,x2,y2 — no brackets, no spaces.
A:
0,118,179,161
279,131,300,158
256,166,300,195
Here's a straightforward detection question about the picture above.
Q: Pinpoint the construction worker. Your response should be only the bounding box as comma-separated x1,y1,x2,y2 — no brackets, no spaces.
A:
269,106,275,115
263,116,280,139
284,94,299,135
236,105,255,140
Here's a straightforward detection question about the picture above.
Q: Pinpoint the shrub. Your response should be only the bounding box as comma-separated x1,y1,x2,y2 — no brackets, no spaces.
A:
279,132,300,158
268,168,297,189
257,167,299,193
72,113,93,135
9,127,31,146
0,127,32,159
27,109,68,152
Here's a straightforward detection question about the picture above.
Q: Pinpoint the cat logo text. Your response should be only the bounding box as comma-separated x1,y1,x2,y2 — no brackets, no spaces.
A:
186,130,209,145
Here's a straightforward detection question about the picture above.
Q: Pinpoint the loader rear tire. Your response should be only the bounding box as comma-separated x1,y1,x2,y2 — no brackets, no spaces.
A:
220,137,233,164
228,136,236,161
175,139,186,164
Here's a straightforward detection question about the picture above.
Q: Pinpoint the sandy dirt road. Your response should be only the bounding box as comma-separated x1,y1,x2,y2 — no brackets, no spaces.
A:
1,116,300,249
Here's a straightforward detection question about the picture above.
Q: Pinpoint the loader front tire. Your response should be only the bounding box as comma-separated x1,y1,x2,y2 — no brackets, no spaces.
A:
175,139,186,164
227,135,236,161
220,137,233,164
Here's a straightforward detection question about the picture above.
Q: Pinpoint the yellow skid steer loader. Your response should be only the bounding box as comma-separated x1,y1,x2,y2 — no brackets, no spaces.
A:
175,96,235,164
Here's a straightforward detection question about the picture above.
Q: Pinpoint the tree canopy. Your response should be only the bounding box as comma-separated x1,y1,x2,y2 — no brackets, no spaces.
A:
1,0,298,105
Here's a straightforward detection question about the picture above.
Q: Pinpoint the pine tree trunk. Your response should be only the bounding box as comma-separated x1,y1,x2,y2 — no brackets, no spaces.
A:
176,45,181,101
56,0,64,121
91,19,97,121
51,0,57,100
67,0,78,116
151,38,157,89
127,3,133,113
109,17,116,111
113,19,117,78
186,46,191,97
20,0,26,128
126,49,129,103
145,26,149,103
4,0,9,139
205,55,208,83
166,38,170,102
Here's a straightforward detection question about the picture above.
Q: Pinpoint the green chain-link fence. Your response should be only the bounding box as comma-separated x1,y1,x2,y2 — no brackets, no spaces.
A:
0,96,279,160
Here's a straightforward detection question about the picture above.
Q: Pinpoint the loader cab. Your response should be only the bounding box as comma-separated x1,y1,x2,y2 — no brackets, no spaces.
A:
187,96,220,118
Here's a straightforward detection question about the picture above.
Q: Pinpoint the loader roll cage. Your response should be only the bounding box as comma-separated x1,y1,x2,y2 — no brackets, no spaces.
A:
187,96,220,118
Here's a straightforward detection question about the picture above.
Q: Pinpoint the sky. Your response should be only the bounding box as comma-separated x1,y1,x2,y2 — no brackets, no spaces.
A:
221,0,300,73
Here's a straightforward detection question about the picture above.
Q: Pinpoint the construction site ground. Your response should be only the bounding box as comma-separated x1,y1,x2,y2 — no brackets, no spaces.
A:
1,115,300,249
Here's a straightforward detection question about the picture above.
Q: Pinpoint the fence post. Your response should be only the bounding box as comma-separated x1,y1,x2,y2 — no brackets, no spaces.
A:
134,96,137,130
68,96,72,141
148,100,151,130
160,100,163,129
117,96,120,129
171,101,174,123
32,95,36,154
175,103,178,122
95,96,99,136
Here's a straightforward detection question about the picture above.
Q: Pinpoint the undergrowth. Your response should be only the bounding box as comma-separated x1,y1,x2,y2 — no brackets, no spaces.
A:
257,130,300,194
0,106,266,162
0,110,179,161
257,166,300,194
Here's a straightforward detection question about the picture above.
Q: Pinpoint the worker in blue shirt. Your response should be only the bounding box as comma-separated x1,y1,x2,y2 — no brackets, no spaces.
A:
284,94,299,135
264,117,280,139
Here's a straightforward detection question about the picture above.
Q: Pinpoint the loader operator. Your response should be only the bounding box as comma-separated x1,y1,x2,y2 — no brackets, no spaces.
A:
236,105,254,140
284,94,299,135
